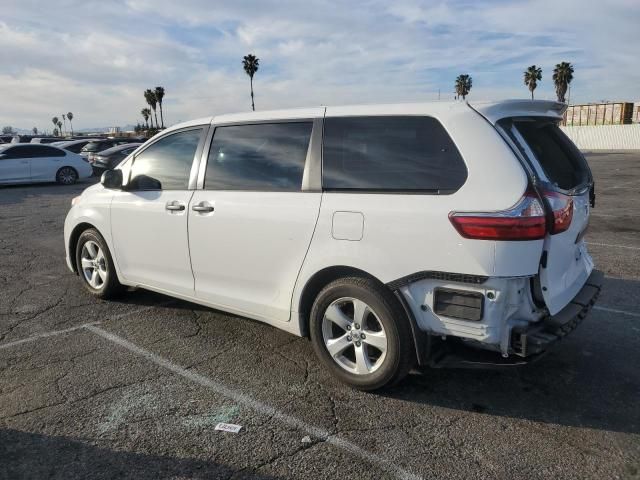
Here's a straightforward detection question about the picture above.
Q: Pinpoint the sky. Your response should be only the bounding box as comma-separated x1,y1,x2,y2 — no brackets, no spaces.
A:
1,0,639,131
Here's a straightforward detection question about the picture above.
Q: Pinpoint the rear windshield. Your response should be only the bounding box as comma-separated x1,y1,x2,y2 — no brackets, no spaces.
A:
82,142,103,152
500,118,591,191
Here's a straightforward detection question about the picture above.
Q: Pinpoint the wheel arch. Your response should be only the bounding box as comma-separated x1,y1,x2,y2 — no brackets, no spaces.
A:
68,222,98,273
296,265,429,364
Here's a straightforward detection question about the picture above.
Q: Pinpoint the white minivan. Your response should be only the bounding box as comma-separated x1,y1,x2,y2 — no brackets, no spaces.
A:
64,100,602,390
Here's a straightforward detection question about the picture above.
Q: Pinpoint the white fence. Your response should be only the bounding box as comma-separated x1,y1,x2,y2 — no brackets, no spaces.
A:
560,124,640,150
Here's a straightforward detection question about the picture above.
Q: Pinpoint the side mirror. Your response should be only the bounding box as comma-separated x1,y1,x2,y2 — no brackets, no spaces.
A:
101,169,123,189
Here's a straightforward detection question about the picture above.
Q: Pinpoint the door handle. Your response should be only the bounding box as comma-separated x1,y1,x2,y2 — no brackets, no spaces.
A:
192,202,214,213
165,201,185,211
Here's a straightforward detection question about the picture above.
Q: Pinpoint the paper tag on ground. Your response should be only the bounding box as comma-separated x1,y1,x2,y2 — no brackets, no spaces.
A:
215,422,242,433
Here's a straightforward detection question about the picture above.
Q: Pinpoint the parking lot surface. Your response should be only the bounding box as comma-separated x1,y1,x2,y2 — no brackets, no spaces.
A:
1,152,639,480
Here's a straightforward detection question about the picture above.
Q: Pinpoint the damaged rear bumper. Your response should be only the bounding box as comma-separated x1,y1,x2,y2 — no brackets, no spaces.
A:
511,269,604,357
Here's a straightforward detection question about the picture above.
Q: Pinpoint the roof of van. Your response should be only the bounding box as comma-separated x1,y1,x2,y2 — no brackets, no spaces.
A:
163,99,567,132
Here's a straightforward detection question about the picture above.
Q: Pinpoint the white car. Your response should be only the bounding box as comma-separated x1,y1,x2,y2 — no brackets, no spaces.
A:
0,143,92,185
64,100,602,390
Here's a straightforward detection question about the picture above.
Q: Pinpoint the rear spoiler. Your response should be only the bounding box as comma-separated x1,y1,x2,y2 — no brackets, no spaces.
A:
469,100,567,125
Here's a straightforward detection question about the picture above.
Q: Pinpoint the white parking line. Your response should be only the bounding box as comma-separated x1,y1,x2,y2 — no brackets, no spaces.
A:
594,306,640,318
86,324,422,480
587,242,640,251
0,322,100,351
0,302,175,351
611,179,637,189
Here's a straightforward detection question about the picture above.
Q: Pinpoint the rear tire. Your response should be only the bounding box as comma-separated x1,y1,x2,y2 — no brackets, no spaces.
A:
309,276,415,391
56,166,78,185
75,228,124,299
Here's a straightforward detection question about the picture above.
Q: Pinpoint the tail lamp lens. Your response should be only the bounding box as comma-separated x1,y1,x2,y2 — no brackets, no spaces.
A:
449,190,547,241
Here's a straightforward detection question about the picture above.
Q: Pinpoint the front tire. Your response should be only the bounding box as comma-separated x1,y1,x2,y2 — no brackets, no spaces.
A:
56,166,78,185
309,277,415,390
75,228,124,299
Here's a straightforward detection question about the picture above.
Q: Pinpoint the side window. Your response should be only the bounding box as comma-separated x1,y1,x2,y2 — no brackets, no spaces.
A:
1,147,19,159
205,122,313,191
322,116,467,192
4,146,33,159
33,146,65,157
129,128,203,190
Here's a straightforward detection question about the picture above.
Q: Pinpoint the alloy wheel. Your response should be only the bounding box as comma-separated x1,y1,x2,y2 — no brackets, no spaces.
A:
58,167,77,184
80,240,107,289
321,297,388,375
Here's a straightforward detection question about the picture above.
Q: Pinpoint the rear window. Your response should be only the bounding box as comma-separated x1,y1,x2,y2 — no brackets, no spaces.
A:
504,119,591,191
322,116,467,192
82,142,102,152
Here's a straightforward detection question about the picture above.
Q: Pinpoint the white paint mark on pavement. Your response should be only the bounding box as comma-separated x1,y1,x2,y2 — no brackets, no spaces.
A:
0,322,101,351
594,306,640,318
86,325,422,480
587,242,640,251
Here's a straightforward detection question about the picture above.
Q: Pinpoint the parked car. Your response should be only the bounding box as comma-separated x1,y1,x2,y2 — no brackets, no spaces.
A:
80,138,142,160
90,143,141,176
64,100,602,390
31,137,63,144
55,139,101,154
0,143,92,185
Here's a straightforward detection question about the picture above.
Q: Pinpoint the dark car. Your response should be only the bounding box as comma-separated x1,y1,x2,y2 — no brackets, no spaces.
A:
81,138,143,159
90,143,141,175
55,139,101,154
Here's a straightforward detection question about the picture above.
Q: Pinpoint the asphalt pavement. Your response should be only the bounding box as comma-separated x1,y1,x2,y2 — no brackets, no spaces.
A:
1,151,639,479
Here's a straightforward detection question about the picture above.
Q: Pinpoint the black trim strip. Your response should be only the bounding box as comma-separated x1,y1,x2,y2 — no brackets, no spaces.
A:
387,271,489,290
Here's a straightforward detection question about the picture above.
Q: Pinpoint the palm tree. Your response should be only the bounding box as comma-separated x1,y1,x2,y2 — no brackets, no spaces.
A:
32,127,38,135
52,116,59,135
454,74,472,100
61,114,67,135
154,86,165,128
145,89,159,128
141,108,151,129
523,65,542,100
67,112,74,135
242,54,260,111
57,120,63,134
553,62,574,103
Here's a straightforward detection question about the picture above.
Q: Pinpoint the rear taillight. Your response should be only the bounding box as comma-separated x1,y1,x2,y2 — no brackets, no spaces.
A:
543,190,573,234
449,190,547,241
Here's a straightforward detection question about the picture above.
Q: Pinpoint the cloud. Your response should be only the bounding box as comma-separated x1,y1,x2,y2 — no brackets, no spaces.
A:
0,0,638,131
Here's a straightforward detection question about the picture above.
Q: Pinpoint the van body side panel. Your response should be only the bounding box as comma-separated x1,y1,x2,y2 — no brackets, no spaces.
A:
292,105,540,326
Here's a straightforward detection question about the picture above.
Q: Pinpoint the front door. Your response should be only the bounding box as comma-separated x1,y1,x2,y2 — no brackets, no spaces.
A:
0,146,31,184
188,120,322,322
110,126,207,297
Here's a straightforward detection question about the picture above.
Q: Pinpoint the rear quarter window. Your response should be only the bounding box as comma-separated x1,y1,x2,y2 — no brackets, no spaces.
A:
322,116,467,192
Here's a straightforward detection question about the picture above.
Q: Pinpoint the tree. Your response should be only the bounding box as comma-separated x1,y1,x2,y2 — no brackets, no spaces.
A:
523,65,542,100
553,62,574,103
53,128,59,136
52,116,59,135
2,126,14,134
62,114,67,135
144,89,158,128
32,127,38,135
154,86,165,128
454,74,472,100
57,120,62,134
141,108,151,129
67,112,74,135
242,54,260,111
